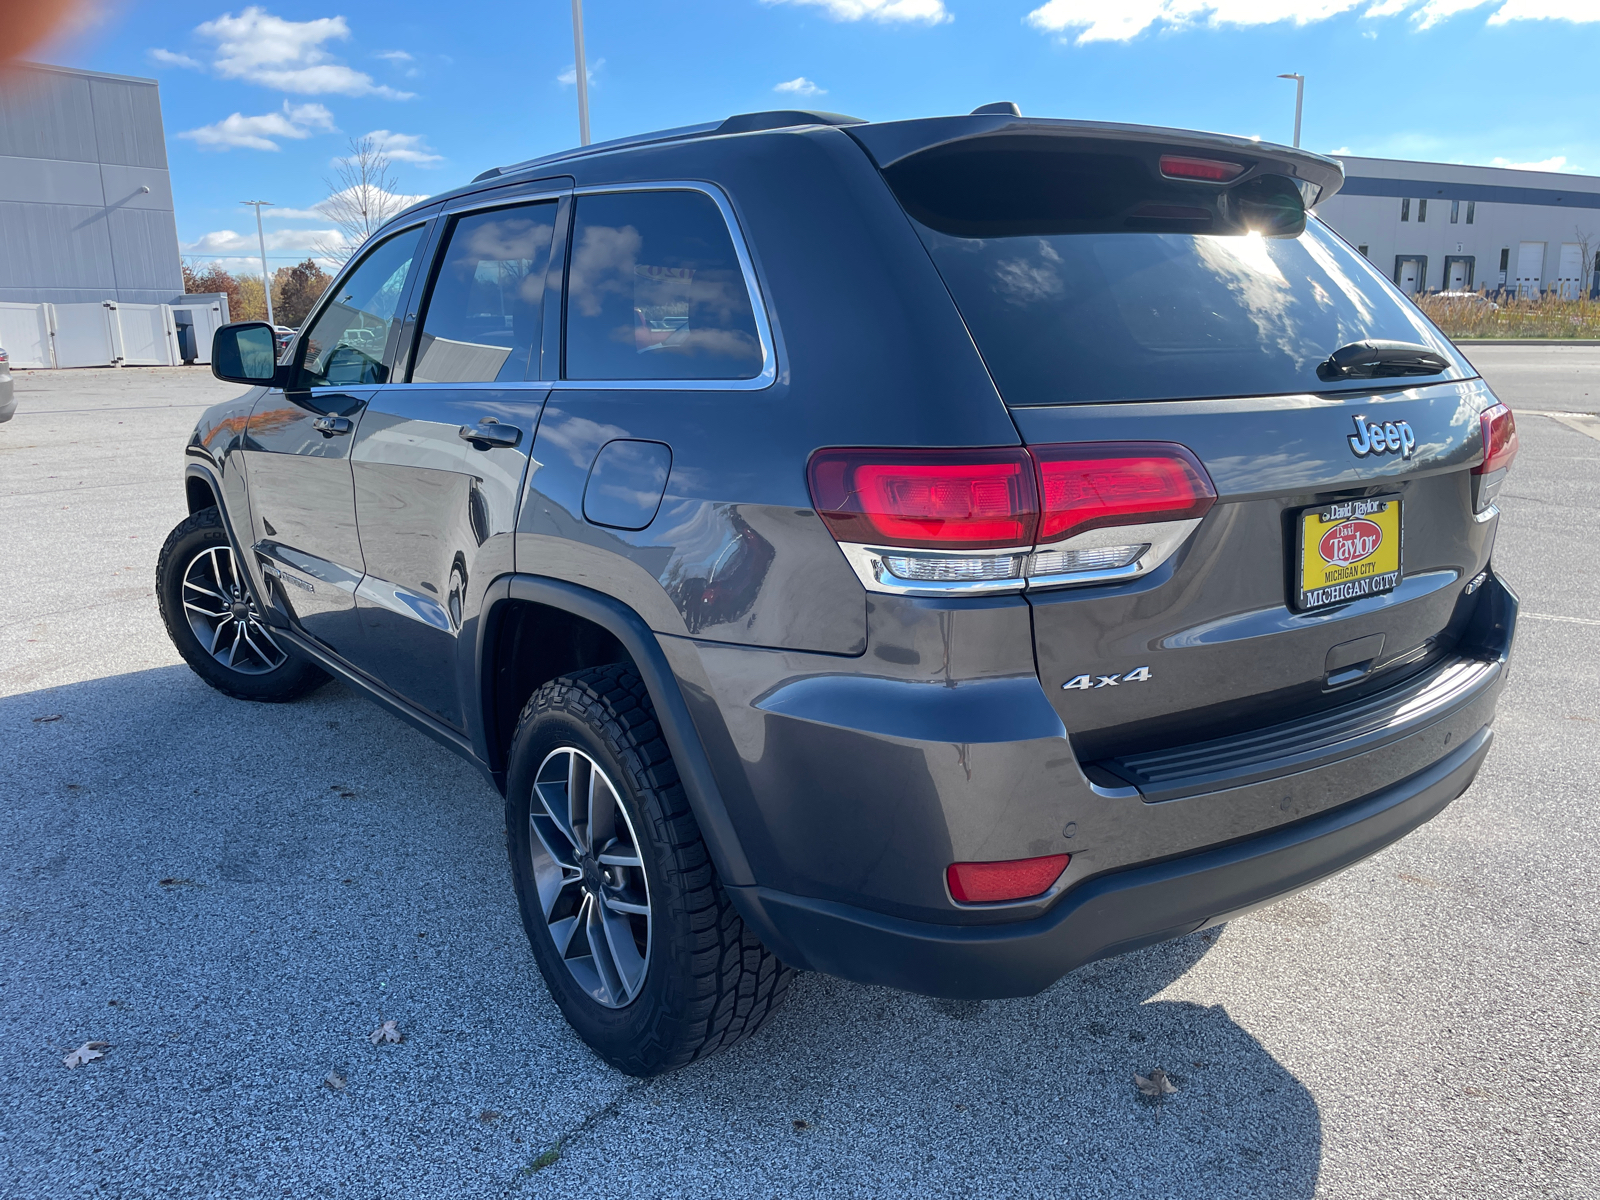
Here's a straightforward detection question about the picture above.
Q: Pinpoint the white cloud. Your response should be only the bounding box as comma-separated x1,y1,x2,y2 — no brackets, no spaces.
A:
178,101,337,151
1489,155,1581,172
762,0,951,24
149,48,202,68
358,129,443,165
182,227,341,256
194,7,414,98
181,254,342,277
774,76,826,96
374,50,413,62
1330,145,1354,155
557,58,604,86
1025,0,1596,41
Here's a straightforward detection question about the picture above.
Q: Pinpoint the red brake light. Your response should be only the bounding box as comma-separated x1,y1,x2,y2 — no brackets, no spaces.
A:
1473,403,1518,475
1159,155,1246,183
807,447,1038,549
947,855,1069,904
1033,443,1216,543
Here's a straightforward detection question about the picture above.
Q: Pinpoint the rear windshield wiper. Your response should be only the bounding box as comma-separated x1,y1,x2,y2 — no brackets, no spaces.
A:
1317,340,1452,382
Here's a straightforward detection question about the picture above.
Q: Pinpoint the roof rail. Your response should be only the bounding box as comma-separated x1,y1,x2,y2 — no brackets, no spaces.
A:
715,109,866,135
472,120,723,182
470,110,868,183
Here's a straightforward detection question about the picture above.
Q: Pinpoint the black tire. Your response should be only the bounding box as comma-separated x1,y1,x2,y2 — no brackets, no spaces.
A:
506,663,794,1076
156,507,329,703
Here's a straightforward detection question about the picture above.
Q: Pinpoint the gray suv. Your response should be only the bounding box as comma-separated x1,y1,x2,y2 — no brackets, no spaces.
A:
158,108,1519,1076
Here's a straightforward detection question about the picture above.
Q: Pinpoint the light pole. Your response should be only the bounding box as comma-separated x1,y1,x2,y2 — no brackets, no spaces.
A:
570,0,591,146
241,200,275,326
1277,74,1304,148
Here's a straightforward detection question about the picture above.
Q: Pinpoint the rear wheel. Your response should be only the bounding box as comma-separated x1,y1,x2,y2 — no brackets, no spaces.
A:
506,663,794,1076
156,507,328,702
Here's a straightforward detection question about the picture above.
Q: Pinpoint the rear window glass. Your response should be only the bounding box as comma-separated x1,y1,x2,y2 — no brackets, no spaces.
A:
564,189,764,381
887,142,1469,405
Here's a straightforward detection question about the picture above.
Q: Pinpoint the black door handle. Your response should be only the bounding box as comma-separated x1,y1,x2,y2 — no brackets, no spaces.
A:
458,418,522,450
312,415,353,437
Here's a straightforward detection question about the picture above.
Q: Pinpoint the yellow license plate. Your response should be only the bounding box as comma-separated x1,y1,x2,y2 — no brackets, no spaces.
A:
1297,496,1402,611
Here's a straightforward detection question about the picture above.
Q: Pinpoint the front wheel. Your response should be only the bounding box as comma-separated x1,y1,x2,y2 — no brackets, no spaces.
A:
156,507,329,702
506,664,794,1076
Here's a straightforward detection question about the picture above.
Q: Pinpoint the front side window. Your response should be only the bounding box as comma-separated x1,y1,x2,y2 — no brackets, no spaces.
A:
563,190,763,381
297,225,426,389
411,201,558,384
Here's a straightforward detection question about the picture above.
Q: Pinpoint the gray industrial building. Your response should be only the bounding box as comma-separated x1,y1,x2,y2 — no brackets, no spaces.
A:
1317,156,1600,298
0,61,182,305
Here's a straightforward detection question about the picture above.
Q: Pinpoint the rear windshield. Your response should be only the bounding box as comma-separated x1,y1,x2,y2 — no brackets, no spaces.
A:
886,141,1470,406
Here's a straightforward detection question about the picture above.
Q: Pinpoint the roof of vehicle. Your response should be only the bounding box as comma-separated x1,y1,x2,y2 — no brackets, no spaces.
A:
392,106,1345,224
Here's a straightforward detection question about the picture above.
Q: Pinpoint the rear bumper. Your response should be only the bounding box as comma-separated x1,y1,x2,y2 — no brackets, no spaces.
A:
730,724,1492,999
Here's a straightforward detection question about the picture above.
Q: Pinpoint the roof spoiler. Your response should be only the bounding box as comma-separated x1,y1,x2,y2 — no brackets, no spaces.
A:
849,115,1345,204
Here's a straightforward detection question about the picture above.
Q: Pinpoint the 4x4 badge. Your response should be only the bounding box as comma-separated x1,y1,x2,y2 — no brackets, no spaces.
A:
1348,414,1416,460
1063,666,1151,691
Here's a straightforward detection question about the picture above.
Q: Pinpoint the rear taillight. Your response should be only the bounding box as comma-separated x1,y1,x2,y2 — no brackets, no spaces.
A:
1473,403,1518,476
947,855,1069,904
808,447,1036,550
808,443,1216,594
1470,402,1517,514
1034,444,1216,542
1158,155,1246,183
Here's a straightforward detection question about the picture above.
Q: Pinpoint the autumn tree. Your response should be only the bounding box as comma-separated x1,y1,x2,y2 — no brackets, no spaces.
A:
271,259,332,328
316,137,407,263
182,261,242,321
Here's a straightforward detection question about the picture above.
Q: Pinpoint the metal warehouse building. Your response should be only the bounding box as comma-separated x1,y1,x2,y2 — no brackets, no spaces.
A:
0,61,182,305
1318,155,1600,298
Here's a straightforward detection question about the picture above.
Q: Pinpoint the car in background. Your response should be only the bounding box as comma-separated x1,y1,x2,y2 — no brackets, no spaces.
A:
1434,291,1500,310
0,347,14,422
273,326,296,357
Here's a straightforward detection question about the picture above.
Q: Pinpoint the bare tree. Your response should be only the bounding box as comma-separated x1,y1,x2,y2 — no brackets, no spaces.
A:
315,137,405,263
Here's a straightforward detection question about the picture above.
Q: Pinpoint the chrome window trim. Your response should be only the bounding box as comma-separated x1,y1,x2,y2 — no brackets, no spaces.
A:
834,518,1205,598
438,188,569,218
546,181,779,392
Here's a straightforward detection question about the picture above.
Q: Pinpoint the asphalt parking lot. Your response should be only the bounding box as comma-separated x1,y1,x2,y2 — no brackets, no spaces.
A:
2,348,1597,1199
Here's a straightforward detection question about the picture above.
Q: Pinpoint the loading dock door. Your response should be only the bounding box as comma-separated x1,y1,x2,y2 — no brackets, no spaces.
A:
1515,242,1545,297
1397,258,1424,294
1448,260,1470,290
1557,243,1584,300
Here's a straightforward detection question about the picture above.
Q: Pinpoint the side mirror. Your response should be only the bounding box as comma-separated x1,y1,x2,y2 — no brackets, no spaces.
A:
212,322,289,387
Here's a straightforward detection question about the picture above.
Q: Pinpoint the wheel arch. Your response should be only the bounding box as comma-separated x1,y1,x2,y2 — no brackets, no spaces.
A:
184,465,221,514
479,575,754,887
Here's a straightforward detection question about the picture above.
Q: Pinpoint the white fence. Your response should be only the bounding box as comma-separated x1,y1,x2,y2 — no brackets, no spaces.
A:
0,301,190,369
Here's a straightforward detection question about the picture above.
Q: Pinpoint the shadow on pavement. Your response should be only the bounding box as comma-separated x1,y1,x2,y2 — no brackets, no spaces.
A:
1,665,1320,1200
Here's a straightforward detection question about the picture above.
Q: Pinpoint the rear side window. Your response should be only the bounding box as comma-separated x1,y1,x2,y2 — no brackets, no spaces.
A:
563,190,763,381
411,201,557,384
885,140,1469,406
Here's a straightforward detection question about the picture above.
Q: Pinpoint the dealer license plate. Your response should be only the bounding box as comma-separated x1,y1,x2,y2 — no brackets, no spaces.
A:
1296,496,1402,611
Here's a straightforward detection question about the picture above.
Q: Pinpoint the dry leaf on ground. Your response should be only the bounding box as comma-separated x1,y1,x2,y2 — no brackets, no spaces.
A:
324,1071,346,1090
1135,1068,1178,1097
370,1020,402,1045
63,1042,109,1068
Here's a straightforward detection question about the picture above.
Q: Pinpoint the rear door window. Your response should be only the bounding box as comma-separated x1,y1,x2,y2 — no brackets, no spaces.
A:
410,201,558,384
885,141,1470,406
563,190,764,381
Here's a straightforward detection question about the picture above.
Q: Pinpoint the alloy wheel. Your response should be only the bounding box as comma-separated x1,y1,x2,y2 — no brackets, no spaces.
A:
180,545,286,675
528,747,652,1009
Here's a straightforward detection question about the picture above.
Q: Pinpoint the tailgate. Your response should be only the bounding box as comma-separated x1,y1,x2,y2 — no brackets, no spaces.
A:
1012,379,1502,763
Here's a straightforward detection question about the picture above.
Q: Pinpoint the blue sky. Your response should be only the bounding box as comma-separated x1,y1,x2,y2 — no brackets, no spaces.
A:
42,0,1600,275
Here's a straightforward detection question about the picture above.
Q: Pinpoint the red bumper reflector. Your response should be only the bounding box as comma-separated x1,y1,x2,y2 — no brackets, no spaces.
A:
1472,403,1518,475
947,854,1070,904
